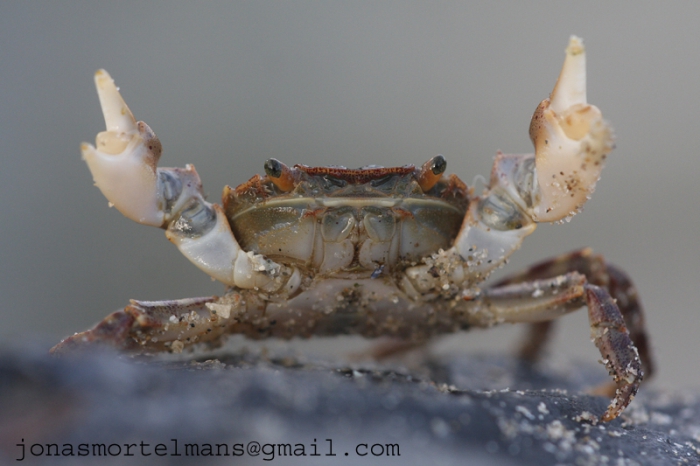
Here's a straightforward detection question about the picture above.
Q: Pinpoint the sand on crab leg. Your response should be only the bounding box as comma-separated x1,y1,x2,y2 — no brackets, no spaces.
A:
464,272,643,422
50,296,244,354
494,248,654,379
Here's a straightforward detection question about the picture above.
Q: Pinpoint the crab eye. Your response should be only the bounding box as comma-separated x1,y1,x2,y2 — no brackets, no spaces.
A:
416,155,447,192
263,158,295,192
264,158,283,178
430,155,446,175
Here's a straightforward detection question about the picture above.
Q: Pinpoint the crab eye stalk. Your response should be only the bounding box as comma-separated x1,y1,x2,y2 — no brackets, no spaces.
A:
416,155,446,192
263,158,295,192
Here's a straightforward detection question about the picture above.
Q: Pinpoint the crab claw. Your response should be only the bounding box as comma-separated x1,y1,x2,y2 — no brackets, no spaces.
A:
529,36,614,222
81,70,165,227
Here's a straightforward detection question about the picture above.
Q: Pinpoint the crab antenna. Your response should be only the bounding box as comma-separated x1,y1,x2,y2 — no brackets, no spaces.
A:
416,155,446,192
264,158,295,192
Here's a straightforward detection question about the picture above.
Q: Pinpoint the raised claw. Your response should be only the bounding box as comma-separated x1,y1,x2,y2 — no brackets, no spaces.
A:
81,70,300,291
529,36,614,222
81,70,164,226
448,37,614,281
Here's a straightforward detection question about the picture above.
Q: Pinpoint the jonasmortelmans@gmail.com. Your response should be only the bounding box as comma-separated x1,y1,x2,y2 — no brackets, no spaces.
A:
15,438,401,461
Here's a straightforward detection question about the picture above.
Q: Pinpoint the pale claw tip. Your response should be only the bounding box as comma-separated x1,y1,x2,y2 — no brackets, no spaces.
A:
566,35,584,54
94,69,136,134
550,36,587,114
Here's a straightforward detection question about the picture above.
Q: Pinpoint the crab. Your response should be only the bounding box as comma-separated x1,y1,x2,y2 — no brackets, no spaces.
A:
52,37,653,422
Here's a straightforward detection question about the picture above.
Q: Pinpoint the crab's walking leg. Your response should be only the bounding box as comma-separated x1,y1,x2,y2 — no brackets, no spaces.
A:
516,321,553,363
494,248,654,379
467,271,642,422
585,286,643,422
50,296,241,354
81,70,300,292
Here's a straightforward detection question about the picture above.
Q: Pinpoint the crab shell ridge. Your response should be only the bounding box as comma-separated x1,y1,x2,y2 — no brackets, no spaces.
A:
223,163,469,277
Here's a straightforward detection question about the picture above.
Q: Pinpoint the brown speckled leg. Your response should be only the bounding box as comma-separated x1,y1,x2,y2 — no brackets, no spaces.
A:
516,321,553,363
478,270,643,421
50,296,223,354
494,248,654,380
50,310,138,353
585,285,643,422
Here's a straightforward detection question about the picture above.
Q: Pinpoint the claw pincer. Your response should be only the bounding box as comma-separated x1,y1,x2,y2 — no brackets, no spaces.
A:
81,71,299,291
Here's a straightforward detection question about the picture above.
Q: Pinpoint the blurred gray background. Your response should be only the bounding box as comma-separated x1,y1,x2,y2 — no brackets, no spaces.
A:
1,2,698,389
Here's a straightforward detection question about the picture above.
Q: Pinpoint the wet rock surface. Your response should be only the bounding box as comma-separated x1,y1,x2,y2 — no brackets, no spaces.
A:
1,343,699,465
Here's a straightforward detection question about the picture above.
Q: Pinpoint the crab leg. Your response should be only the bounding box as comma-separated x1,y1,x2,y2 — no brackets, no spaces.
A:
448,36,614,280
81,71,299,291
586,286,643,421
465,272,642,422
494,248,654,379
50,296,233,354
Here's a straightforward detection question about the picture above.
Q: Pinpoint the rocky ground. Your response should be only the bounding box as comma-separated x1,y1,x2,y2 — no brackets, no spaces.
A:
1,341,699,465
